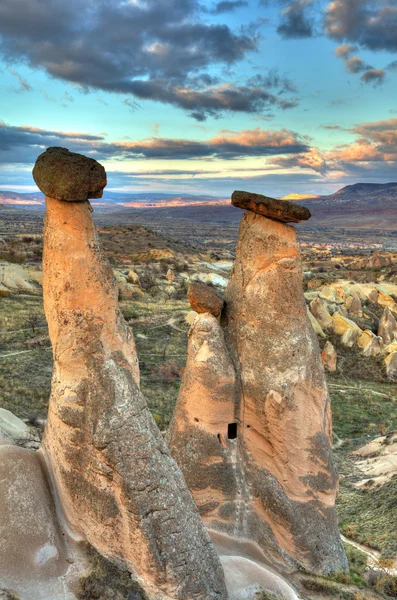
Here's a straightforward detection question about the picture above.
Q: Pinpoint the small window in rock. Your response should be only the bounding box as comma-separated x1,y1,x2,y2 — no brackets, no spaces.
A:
228,423,238,440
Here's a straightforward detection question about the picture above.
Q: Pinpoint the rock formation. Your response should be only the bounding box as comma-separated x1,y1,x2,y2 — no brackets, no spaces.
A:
187,282,225,317
378,307,397,345
169,191,347,575
322,341,337,372
33,147,227,600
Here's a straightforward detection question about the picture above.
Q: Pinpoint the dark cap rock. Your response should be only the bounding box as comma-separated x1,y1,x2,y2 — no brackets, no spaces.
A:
33,147,107,202
232,190,311,223
188,282,224,317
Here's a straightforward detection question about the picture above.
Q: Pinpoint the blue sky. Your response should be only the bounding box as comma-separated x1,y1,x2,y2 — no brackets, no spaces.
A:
0,0,396,198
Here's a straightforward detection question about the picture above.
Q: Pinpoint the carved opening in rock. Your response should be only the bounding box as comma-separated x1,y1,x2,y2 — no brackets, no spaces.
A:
194,418,199,422
228,423,238,440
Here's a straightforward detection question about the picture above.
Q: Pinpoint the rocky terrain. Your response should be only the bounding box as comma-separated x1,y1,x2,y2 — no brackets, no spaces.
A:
1,165,397,599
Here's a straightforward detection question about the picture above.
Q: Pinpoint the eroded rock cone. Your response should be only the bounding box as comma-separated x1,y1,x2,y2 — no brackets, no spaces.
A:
35,147,227,600
169,192,347,575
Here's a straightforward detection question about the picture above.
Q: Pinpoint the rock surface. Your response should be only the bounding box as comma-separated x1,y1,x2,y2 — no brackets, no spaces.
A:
38,151,227,600
322,341,337,372
169,208,347,575
231,191,310,224
33,147,107,202
0,445,86,600
378,307,397,345
188,282,225,317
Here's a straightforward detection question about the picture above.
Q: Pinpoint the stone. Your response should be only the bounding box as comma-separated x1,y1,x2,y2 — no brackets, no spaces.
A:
33,147,107,202
37,150,227,600
127,269,140,285
377,291,397,314
357,330,382,357
188,282,225,317
346,296,363,318
166,268,175,282
319,286,343,304
169,210,347,576
332,313,361,344
192,272,229,288
307,308,325,337
310,298,333,329
0,408,30,440
322,341,337,372
231,190,310,224
385,351,397,381
378,307,397,345
0,445,86,600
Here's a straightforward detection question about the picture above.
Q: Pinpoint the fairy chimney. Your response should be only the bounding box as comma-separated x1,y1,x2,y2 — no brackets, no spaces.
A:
33,147,227,600
168,191,347,575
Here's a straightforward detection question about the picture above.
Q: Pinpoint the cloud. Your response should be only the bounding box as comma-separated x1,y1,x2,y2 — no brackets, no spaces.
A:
0,121,310,164
277,0,316,39
334,43,386,84
387,60,397,71
0,0,299,119
270,146,327,173
208,1,248,14
7,67,31,91
360,68,386,85
324,0,397,53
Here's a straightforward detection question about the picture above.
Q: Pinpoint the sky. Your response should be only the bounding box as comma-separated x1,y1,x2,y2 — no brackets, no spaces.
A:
0,0,396,198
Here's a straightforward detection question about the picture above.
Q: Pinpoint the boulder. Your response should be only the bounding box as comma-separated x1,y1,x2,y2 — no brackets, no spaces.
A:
187,282,225,317
377,291,397,314
385,351,397,381
0,409,30,440
33,147,107,202
309,298,333,329
170,207,347,576
322,341,337,372
166,268,175,282
332,313,361,347
307,308,326,337
231,190,310,223
319,286,343,304
127,269,140,285
346,296,363,318
357,330,382,357
378,307,397,345
35,149,227,600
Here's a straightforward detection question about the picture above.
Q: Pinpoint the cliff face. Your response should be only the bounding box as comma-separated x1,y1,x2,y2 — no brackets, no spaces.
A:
169,193,348,575
35,148,227,600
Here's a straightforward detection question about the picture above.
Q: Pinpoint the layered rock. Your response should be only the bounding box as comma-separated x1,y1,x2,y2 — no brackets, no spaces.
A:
169,192,347,575
35,147,227,600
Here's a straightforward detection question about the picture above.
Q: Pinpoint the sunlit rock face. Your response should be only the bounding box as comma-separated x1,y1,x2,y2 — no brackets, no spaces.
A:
169,193,347,576
36,148,227,600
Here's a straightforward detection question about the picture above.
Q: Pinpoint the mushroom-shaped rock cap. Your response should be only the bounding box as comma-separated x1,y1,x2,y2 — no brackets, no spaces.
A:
232,190,311,223
33,147,107,202
188,282,224,317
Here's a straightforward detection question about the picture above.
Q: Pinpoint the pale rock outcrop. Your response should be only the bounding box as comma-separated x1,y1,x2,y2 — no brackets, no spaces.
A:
377,291,397,314
385,351,397,381
310,297,333,329
322,341,337,372
332,313,361,347
378,307,397,345
319,286,342,304
169,191,347,576
357,330,382,357
34,147,227,600
188,282,225,317
166,268,175,282
307,308,326,337
346,296,363,318
127,269,140,285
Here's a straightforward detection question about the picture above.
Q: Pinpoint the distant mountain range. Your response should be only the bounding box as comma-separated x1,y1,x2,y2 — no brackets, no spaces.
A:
1,182,396,229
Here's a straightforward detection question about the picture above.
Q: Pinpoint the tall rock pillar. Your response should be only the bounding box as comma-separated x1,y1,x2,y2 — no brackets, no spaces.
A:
169,191,347,575
33,147,227,600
